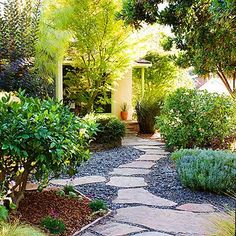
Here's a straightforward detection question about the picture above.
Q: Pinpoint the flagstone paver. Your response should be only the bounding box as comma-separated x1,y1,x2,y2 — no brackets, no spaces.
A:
113,188,177,206
92,222,146,236
110,168,151,176
176,203,215,213
106,176,147,188
119,161,155,169
137,155,163,161
68,136,226,236
113,206,218,235
134,146,162,149
133,232,172,236
139,150,170,155
50,176,106,186
79,232,96,236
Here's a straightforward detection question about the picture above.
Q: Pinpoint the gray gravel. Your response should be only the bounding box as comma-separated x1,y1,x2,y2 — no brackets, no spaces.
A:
75,145,234,212
146,155,236,211
75,146,144,208
76,146,144,177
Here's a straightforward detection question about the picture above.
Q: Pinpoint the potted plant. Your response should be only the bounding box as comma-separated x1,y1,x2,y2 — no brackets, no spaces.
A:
120,102,128,121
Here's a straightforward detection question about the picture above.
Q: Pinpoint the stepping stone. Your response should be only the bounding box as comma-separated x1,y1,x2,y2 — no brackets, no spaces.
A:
50,176,106,186
177,203,215,213
137,155,163,161
78,232,96,236
114,206,220,235
92,222,145,236
135,146,161,149
107,176,147,188
140,150,169,155
110,168,151,176
134,232,172,236
119,161,155,169
113,188,177,207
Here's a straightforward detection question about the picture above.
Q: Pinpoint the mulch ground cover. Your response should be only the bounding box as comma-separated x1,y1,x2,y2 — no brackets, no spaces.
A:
11,189,98,236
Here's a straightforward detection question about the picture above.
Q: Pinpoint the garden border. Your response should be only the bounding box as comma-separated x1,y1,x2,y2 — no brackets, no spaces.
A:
72,189,112,236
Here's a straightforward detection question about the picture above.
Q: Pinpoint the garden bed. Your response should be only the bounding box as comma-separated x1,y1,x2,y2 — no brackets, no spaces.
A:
10,189,108,236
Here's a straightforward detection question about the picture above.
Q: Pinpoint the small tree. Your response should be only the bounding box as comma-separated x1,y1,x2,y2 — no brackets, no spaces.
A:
53,0,131,114
0,93,94,208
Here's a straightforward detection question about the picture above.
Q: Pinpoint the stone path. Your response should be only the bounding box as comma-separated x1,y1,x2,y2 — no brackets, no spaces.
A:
51,136,225,236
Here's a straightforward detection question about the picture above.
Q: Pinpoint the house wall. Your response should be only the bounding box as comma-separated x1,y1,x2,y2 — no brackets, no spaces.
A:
112,68,133,120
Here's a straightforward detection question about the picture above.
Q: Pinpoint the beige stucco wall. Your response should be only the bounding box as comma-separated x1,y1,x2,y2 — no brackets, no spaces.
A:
112,67,133,120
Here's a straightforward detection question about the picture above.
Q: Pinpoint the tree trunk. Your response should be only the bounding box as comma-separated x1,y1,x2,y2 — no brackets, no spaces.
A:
217,69,236,99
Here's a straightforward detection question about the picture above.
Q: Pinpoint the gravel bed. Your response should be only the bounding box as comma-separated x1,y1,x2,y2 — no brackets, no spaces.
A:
76,146,144,177
146,155,235,211
75,146,144,208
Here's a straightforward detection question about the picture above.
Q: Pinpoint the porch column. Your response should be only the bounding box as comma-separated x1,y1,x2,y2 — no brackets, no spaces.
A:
141,67,145,98
55,59,63,102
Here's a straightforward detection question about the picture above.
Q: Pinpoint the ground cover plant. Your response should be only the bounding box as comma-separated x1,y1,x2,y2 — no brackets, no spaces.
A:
41,216,66,235
172,149,236,193
157,88,236,150
0,93,95,208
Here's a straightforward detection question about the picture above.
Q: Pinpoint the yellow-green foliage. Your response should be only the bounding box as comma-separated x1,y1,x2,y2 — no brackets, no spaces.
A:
44,0,132,113
210,211,235,236
0,222,46,236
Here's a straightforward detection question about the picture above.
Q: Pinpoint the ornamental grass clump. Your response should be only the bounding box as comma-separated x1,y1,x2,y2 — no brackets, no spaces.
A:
0,222,46,236
136,92,163,134
172,149,236,193
0,93,95,208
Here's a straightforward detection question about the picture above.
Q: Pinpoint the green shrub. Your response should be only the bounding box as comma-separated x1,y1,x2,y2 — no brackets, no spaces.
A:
172,149,236,193
136,92,163,134
157,88,236,150
0,205,8,221
86,114,125,146
89,199,108,212
41,216,66,235
0,222,46,236
56,190,66,197
0,93,95,208
63,185,76,195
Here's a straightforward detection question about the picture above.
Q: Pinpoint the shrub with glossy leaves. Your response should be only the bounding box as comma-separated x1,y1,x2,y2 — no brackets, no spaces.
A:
86,114,125,147
172,149,236,193
157,88,236,150
0,93,94,207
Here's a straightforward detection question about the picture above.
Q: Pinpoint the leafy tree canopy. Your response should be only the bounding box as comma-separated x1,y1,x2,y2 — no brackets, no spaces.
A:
46,0,132,114
119,0,236,98
0,0,53,97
